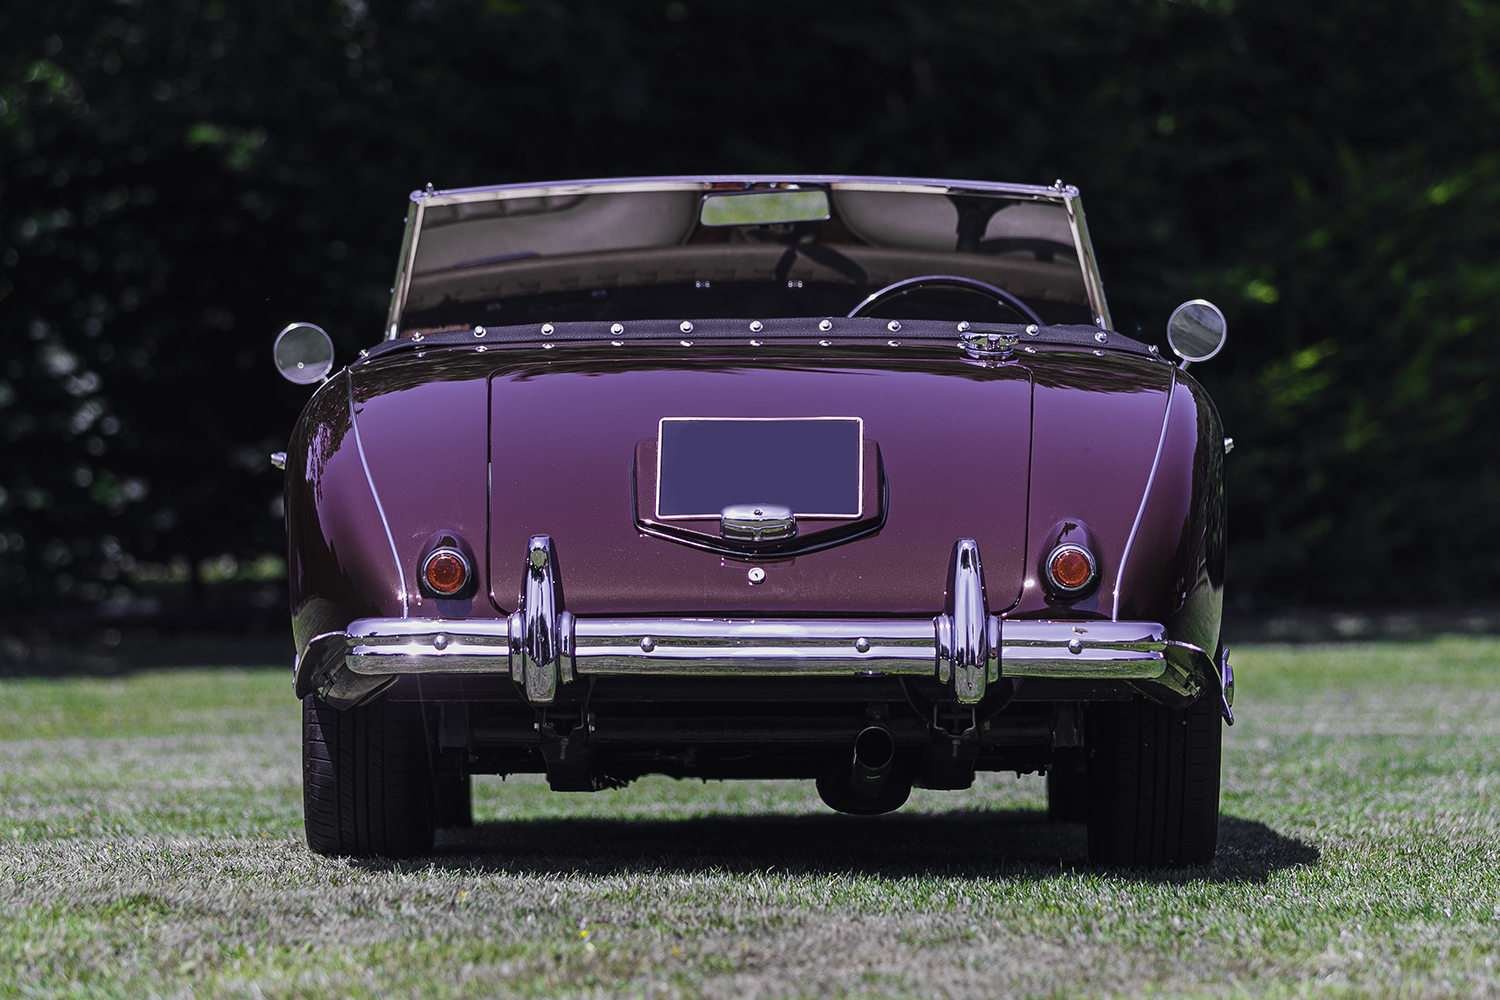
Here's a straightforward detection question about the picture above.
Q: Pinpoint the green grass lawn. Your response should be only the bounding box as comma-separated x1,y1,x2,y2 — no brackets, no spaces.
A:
1,639,1498,998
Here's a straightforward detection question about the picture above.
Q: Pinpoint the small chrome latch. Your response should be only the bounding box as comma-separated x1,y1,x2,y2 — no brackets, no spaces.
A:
720,504,797,544
960,330,1018,360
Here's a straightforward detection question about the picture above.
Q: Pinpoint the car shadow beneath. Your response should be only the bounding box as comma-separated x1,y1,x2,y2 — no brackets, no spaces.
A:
392,810,1318,884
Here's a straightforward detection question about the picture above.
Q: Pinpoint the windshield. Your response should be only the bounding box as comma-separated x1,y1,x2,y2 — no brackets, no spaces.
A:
394,180,1099,335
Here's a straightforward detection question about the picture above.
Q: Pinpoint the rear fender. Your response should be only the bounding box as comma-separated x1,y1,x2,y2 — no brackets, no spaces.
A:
1113,372,1225,657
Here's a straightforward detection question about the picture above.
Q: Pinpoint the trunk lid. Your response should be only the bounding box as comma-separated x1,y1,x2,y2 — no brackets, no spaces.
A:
488,350,1033,617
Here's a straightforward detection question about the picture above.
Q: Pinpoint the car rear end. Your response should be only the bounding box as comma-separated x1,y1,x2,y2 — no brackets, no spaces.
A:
280,176,1230,865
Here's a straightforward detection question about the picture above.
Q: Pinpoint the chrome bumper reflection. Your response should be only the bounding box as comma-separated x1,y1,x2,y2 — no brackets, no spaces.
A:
347,617,514,674
346,616,1176,681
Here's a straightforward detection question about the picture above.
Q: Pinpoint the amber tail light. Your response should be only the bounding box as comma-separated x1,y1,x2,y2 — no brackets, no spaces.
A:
1045,543,1097,595
422,547,471,597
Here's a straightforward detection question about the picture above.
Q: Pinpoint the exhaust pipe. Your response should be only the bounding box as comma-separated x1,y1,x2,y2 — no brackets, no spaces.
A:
849,726,896,801
817,725,910,815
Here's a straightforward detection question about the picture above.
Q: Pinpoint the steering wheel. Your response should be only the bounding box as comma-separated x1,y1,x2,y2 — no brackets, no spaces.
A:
846,274,1044,326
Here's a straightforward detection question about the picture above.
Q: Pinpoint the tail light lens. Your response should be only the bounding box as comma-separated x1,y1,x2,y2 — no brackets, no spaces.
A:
422,547,471,597
1046,544,1097,594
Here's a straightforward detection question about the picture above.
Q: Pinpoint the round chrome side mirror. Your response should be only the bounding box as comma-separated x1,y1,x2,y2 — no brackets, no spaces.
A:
273,323,335,384
1166,300,1227,364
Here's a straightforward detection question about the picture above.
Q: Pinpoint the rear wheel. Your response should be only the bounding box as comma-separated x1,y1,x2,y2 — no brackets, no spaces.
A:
302,695,435,858
1085,695,1221,867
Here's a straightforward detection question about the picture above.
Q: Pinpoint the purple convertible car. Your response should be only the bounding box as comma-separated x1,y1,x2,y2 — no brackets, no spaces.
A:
271,175,1232,865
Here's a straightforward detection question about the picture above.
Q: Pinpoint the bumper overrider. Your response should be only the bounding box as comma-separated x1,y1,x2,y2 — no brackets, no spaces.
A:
297,535,1230,719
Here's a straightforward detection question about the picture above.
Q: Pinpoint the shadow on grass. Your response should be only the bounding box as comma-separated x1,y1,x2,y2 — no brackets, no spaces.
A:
397,811,1316,883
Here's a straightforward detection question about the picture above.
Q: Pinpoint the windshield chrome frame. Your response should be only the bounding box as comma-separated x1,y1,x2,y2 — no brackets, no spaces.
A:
382,175,1112,340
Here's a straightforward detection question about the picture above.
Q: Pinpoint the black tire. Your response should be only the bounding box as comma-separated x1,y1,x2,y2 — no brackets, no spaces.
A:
434,771,473,829
1046,761,1089,823
303,695,435,858
1085,695,1221,868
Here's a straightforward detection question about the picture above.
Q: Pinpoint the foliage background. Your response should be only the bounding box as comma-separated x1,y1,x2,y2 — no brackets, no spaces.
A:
1,0,1497,635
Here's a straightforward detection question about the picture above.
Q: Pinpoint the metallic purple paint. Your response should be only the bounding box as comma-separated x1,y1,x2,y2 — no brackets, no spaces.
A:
485,352,1031,616
1012,353,1174,623
287,342,1221,679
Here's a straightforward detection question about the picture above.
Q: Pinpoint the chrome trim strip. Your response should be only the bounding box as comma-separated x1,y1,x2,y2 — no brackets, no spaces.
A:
1002,620,1169,679
574,657,933,676
411,174,1073,209
573,617,935,676
1061,189,1113,331
347,372,409,617
386,197,425,339
346,650,511,674
348,618,514,640
1111,367,1176,621
345,617,512,675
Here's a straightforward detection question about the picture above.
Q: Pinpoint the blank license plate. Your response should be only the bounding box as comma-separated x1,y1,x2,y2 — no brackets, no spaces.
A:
656,417,863,519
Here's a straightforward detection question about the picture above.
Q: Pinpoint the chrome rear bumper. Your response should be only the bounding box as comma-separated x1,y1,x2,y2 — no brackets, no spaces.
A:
347,615,1179,684
297,534,1218,712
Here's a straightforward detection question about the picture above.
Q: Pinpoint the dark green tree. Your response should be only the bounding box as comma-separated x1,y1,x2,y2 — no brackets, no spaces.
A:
2,0,1497,630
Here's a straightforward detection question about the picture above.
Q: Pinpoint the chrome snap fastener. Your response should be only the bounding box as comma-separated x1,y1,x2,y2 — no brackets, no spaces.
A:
747,567,766,585
1067,638,1083,654
433,634,448,650
854,637,871,653
640,636,656,652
